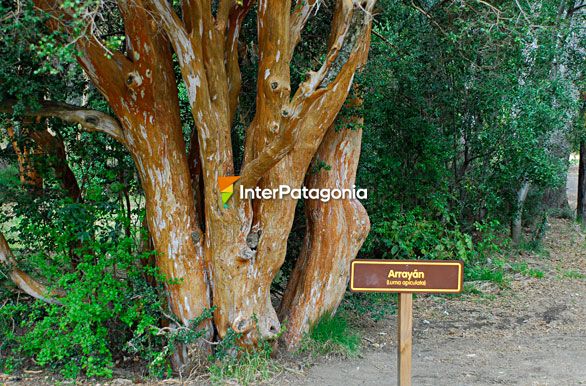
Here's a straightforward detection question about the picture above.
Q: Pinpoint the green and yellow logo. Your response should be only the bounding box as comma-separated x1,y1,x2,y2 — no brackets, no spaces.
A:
218,176,240,208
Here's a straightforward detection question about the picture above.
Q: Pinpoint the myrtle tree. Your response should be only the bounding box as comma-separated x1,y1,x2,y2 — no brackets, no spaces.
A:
2,0,375,368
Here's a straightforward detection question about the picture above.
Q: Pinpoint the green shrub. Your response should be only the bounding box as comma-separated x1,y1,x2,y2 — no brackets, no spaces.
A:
0,233,215,379
1,235,161,378
364,210,476,263
0,189,216,379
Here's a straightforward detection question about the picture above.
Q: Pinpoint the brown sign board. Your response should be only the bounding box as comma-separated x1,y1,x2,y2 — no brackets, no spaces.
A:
350,260,464,294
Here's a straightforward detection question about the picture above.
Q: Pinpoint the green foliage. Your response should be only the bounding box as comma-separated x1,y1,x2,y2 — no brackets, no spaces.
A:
364,210,476,262
208,341,279,386
310,157,332,175
0,163,19,200
299,313,360,358
357,0,583,264
510,262,545,279
464,266,505,284
1,231,161,378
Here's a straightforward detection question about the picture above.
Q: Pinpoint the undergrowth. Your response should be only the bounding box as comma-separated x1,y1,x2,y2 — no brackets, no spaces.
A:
299,313,360,358
208,327,281,385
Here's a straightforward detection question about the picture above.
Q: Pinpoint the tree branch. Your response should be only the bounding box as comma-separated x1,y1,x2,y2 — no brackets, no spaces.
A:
293,0,354,102
290,0,374,150
0,233,62,305
0,100,125,144
242,0,373,184
289,0,320,61
239,123,298,188
242,0,291,175
225,0,254,124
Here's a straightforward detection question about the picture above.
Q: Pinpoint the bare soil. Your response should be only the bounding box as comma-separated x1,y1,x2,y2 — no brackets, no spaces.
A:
278,217,586,386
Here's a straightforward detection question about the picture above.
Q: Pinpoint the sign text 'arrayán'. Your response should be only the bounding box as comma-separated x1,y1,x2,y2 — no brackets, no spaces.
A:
350,260,463,294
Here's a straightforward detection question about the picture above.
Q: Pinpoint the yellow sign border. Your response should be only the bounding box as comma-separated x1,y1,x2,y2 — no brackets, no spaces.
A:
350,260,463,293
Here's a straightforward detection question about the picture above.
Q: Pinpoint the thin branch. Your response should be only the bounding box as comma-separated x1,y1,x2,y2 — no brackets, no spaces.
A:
293,0,354,102
239,124,298,188
568,2,586,16
289,0,320,61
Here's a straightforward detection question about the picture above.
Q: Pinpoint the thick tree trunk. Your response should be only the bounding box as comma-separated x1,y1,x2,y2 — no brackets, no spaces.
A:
30,0,377,371
280,112,370,348
511,179,530,246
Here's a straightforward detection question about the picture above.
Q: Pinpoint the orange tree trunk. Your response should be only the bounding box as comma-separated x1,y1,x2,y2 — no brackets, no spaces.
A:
28,0,377,368
280,99,370,347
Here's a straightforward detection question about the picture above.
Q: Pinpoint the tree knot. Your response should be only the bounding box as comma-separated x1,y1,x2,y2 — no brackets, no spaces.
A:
232,315,254,334
84,115,99,125
126,71,143,89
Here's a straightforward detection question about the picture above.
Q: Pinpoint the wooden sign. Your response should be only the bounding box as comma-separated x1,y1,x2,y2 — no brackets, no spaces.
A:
349,259,464,386
350,260,463,294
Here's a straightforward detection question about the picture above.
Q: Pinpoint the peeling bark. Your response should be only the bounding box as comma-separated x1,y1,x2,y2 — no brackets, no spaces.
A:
24,0,377,369
280,97,370,348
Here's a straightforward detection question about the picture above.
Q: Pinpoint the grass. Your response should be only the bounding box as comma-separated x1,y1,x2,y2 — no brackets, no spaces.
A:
510,262,544,278
207,328,281,386
299,313,361,358
557,268,586,280
465,265,505,284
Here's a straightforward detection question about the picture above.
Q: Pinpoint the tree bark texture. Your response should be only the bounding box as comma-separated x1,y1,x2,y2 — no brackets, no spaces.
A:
25,0,376,368
577,97,586,222
279,97,370,347
0,232,62,304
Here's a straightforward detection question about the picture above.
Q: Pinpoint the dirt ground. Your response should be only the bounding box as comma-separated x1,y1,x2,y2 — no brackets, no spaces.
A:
277,217,586,386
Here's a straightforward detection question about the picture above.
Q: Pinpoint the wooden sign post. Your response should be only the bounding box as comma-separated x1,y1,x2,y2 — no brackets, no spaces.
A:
350,260,464,386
